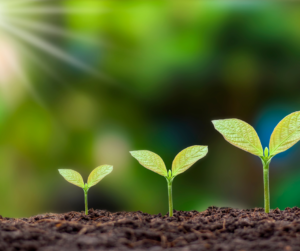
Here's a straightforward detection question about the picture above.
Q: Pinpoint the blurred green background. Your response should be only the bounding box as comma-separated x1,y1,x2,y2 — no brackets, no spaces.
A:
0,0,300,218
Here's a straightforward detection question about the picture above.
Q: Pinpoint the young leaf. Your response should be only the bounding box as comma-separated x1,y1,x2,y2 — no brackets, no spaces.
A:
130,150,167,177
87,165,113,188
58,169,84,188
269,111,300,156
172,146,208,176
212,119,263,156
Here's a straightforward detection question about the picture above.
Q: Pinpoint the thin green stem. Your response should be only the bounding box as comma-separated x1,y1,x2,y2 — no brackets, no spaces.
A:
263,162,270,213
84,184,89,215
167,179,173,217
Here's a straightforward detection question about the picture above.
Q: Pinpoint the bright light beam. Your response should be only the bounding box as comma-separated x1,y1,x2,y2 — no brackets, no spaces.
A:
1,0,52,8
4,14,125,53
16,40,70,88
1,39,46,107
0,19,112,82
4,7,110,15
4,15,98,45
0,0,116,107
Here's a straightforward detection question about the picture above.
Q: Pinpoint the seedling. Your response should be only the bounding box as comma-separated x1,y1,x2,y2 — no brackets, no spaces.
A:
58,165,113,215
130,145,208,217
212,111,300,213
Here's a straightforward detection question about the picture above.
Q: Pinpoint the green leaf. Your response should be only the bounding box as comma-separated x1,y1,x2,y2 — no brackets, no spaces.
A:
87,165,113,188
269,111,300,156
58,169,84,188
212,119,263,156
130,150,167,177
172,145,208,176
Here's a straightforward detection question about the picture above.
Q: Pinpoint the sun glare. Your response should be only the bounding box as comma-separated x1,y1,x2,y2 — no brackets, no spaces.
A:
0,0,110,107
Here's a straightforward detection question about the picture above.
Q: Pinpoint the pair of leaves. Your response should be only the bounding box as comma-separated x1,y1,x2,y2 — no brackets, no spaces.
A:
130,145,208,177
59,165,113,189
212,111,300,157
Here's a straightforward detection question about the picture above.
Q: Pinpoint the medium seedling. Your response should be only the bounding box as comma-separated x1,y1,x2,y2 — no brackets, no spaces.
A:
212,111,300,213
130,145,208,217
59,165,113,215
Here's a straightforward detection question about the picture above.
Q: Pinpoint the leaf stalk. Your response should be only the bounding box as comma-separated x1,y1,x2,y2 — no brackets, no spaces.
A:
166,170,174,217
261,148,272,213
84,184,89,215
263,163,270,213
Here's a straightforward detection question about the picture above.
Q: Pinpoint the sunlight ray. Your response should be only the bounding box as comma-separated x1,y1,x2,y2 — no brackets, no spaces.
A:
0,19,112,82
0,41,46,107
4,7,109,15
0,0,117,106
4,15,98,45
17,41,70,88
1,0,52,8
4,15,125,52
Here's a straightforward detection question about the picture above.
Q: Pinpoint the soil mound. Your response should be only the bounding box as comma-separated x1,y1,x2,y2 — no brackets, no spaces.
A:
1,207,300,250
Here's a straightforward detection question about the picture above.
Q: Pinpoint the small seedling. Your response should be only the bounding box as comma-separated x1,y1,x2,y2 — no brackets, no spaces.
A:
58,165,113,215
130,146,208,217
212,111,300,213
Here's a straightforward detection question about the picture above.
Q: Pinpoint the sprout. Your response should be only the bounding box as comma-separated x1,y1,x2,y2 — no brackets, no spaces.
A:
212,111,300,213
58,165,113,215
130,145,208,217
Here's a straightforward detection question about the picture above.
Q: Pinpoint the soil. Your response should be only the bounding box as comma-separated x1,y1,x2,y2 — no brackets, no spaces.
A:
1,207,300,251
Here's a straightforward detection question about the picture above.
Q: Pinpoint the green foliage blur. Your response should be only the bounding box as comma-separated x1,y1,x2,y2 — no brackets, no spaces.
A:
1,0,300,217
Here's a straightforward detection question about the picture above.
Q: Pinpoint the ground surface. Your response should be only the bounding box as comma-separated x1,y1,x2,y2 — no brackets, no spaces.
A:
1,207,300,251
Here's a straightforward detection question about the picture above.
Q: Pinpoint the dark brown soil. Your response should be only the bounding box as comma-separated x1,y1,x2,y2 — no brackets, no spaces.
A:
1,207,300,251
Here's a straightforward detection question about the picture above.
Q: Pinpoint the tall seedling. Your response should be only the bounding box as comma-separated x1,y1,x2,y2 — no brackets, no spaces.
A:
212,111,300,213
59,165,113,215
130,146,208,217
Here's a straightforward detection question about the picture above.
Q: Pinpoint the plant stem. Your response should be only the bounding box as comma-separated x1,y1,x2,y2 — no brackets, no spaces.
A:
263,162,270,213
167,179,173,217
84,185,89,215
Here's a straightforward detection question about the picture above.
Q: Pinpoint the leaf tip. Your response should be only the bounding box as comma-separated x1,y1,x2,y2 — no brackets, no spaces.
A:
212,119,222,128
129,150,137,156
194,145,208,153
107,165,113,172
101,165,114,173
